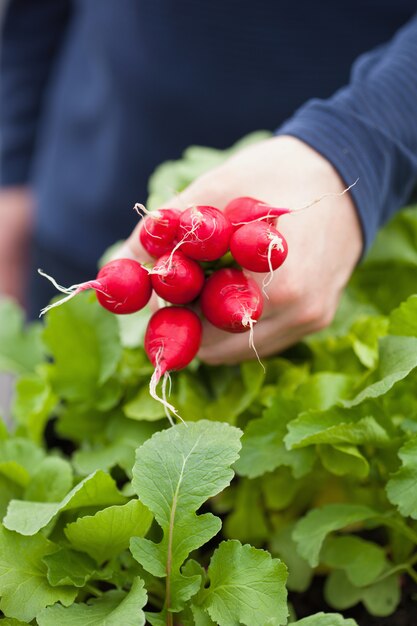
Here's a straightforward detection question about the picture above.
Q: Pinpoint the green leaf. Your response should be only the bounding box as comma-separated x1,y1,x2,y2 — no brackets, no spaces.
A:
73,440,135,476
291,613,358,626
223,479,269,546
285,411,389,449
0,525,76,621
43,547,96,587
235,396,314,479
293,503,378,566
197,540,288,626
73,418,159,476
0,438,45,487
296,373,353,411
271,525,313,593
4,470,126,536
24,457,73,502
171,370,210,423
324,569,400,617
261,467,301,510
318,444,369,479
130,420,242,614
350,315,388,369
65,500,152,564
344,336,417,407
0,476,22,519
320,536,386,586
37,576,147,626
205,361,265,424
12,375,57,444
386,435,417,518
123,385,166,421
0,300,44,374
0,618,31,625
43,293,122,402
389,294,417,337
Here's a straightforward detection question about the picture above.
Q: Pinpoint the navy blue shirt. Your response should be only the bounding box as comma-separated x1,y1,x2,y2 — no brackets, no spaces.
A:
1,1,417,274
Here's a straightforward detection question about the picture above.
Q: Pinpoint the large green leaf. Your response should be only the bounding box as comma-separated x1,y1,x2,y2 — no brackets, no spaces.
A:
325,569,400,617
320,536,386,586
130,421,242,615
0,525,76,621
344,336,417,407
65,500,152,564
196,540,288,626
12,375,57,443
0,299,44,373
24,457,73,503
389,294,417,336
37,576,147,626
285,411,389,449
4,470,126,535
386,435,417,518
291,613,358,626
235,396,314,479
43,547,96,587
293,504,378,567
43,293,122,401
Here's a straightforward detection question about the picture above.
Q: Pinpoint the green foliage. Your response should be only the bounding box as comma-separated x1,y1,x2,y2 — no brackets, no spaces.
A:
36,577,147,626
1,138,417,623
0,300,44,374
195,540,288,626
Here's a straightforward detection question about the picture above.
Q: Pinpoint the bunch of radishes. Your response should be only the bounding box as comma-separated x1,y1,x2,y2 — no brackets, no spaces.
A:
40,197,290,422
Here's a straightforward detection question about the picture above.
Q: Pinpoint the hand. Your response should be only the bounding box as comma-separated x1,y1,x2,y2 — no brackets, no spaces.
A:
120,136,363,364
0,187,34,305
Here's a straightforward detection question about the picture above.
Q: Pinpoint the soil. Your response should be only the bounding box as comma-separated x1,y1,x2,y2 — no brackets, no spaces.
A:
290,576,417,626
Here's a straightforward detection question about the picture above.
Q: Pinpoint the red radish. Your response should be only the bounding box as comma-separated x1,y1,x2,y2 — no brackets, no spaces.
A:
176,205,232,261
200,268,263,333
230,221,288,273
145,306,202,423
138,207,181,258
38,259,152,316
151,251,205,304
224,196,290,231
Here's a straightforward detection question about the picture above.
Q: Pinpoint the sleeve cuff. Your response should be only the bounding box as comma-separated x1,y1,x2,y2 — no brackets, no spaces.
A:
275,99,414,255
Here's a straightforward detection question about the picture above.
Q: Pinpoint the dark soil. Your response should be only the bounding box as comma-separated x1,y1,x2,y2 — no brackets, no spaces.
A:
290,576,417,626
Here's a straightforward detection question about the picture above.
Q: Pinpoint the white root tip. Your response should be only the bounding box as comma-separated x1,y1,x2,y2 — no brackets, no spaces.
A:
37,269,102,317
134,203,162,219
262,234,285,297
241,313,265,373
149,349,186,426
291,179,359,213
39,291,79,317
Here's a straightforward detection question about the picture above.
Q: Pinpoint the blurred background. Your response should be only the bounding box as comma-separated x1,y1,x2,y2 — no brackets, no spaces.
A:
1,0,13,424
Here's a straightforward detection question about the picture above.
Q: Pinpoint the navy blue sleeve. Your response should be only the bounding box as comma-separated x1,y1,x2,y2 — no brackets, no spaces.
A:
276,13,417,253
0,0,71,186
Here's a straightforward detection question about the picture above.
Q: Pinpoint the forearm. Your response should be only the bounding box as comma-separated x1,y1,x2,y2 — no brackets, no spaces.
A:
276,13,417,253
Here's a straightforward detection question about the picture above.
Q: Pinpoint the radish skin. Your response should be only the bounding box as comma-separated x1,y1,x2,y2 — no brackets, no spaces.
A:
38,259,152,316
229,222,288,273
151,251,205,304
224,196,290,231
200,268,263,333
139,207,181,258
145,306,202,424
176,205,232,261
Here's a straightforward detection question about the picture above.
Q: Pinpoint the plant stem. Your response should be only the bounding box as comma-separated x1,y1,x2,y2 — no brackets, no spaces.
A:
86,584,103,598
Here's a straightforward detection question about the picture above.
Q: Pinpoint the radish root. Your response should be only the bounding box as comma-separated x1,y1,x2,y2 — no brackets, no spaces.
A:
241,311,265,372
149,347,186,426
37,269,104,317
